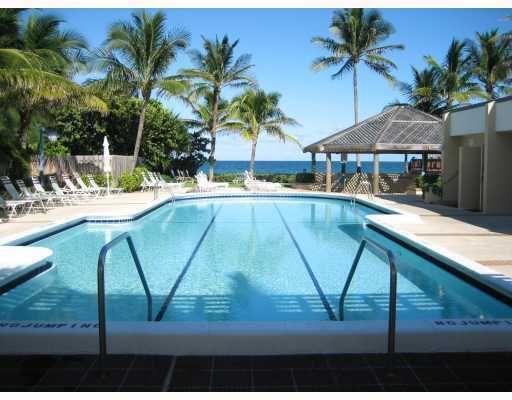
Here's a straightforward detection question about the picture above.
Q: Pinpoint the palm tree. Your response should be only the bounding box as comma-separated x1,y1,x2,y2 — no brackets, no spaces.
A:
311,8,404,170
398,66,445,116
179,35,255,180
231,89,300,175
425,39,484,109
468,30,512,99
0,11,106,149
183,91,240,143
92,10,190,167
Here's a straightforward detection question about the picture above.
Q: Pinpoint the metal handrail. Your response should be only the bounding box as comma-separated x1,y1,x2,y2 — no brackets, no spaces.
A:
97,232,153,359
339,236,398,368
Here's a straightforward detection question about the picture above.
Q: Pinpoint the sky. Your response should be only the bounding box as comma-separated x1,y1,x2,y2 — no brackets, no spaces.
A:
48,8,511,161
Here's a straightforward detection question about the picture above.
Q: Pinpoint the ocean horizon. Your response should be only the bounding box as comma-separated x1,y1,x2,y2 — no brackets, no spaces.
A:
199,160,407,174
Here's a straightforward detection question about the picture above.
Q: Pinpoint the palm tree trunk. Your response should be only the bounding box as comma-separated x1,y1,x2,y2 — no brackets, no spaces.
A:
132,101,147,170
353,64,361,172
249,138,258,175
208,87,220,181
18,109,32,150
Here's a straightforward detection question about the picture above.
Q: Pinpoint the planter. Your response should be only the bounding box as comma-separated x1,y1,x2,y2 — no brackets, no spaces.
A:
424,188,441,204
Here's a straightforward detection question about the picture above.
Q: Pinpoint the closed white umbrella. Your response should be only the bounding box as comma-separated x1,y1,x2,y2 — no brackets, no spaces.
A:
103,136,111,197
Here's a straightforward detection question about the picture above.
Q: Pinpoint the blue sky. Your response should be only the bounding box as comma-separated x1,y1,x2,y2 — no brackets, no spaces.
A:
51,8,511,161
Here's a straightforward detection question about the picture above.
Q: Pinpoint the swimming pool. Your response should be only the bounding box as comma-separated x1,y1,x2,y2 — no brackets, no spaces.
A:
1,195,511,324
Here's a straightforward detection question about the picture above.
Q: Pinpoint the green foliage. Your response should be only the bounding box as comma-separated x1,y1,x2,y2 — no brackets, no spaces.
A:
118,167,147,192
44,140,69,156
51,97,207,174
83,173,106,187
213,173,297,184
416,174,442,196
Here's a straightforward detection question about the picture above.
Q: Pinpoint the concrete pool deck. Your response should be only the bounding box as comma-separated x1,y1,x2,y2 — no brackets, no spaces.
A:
371,194,512,279
1,189,512,279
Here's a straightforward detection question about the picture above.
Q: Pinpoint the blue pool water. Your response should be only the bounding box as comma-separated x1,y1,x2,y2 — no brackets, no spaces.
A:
0,197,511,322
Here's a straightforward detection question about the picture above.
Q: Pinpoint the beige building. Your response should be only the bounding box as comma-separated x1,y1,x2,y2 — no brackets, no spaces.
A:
443,96,512,213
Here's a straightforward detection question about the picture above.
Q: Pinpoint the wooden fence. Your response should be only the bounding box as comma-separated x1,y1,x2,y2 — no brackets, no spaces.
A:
29,155,135,180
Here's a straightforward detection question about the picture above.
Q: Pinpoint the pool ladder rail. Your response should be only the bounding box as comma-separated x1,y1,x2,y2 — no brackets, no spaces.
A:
339,236,398,369
97,232,153,361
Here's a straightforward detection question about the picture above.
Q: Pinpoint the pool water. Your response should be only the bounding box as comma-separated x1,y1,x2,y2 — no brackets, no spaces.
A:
0,197,511,322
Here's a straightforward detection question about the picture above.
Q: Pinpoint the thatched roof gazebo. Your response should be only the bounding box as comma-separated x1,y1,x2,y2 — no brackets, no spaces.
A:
303,105,442,193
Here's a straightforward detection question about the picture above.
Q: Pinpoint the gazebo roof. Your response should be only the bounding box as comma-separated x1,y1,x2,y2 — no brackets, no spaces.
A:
303,105,442,154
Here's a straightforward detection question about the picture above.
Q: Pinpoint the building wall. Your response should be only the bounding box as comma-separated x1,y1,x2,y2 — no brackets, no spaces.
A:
444,97,512,214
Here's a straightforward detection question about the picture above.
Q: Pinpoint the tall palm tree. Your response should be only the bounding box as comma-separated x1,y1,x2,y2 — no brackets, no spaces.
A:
311,8,404,170
0,11,106,149
468,30,512,99
179,35,255,180
425,39,483,109
231,89,300,175
398,66,445,116
92,10,190,167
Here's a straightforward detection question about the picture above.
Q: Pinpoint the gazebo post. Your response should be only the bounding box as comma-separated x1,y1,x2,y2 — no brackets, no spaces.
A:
311,152,317,174
404,154,409,174
341,153,347,175
422,153,428,174
325,152,332,193
372,153,380,194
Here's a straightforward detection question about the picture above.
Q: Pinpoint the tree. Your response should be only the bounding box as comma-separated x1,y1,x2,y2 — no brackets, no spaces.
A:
179,35,255,180
0,11,106,149
398,66,445,115
468,30,512,99
91,10,190,167
51,97,206,173
311,8,404,170
231,89,300,174
425,39,484,109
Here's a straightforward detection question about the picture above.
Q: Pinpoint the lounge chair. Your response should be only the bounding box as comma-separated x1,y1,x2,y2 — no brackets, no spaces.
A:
195,172,229,192
48,176,80,203
61,174,93,199
243,171,282,192
15,179,55,209
86,174,123,195
72,172,102,197
0,194,32,218
31,176,72,206
0,176,44,213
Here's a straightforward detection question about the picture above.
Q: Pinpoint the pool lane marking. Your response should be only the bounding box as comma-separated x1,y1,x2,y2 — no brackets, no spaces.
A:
155,205,223,321
273,203,337,321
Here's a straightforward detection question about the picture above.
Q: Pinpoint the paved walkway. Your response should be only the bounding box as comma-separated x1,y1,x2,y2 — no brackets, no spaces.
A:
373,194,512,278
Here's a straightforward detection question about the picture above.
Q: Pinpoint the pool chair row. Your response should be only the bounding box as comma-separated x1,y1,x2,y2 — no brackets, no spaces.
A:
140,171,183,192
0,173,121,219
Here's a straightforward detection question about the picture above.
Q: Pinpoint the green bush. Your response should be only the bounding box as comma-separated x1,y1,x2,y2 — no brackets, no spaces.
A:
416,174,442,196
45,141,70,156
81,173,107,187
118,167,147,192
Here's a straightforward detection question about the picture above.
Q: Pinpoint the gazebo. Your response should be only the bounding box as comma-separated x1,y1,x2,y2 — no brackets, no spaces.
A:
303,105,442,193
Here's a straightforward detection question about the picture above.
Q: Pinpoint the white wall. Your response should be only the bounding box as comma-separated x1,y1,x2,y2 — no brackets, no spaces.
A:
450,106,486,136
496,99,512,133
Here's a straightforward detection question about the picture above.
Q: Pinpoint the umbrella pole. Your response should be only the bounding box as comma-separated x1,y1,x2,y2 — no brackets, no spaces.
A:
106,172,110,197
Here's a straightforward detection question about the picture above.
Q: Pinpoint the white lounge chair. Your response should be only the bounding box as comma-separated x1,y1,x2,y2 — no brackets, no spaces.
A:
86,174,123,195
48,176,80,203
72,172,101,197
61,174,93,199
15,179,55,209
0,194,32,218
31,176,72,206
243,171,282,192
195,172,229,192
1,176,44,213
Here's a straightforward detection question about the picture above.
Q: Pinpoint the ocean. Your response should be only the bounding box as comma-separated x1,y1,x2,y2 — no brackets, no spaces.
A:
199,160,406,175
